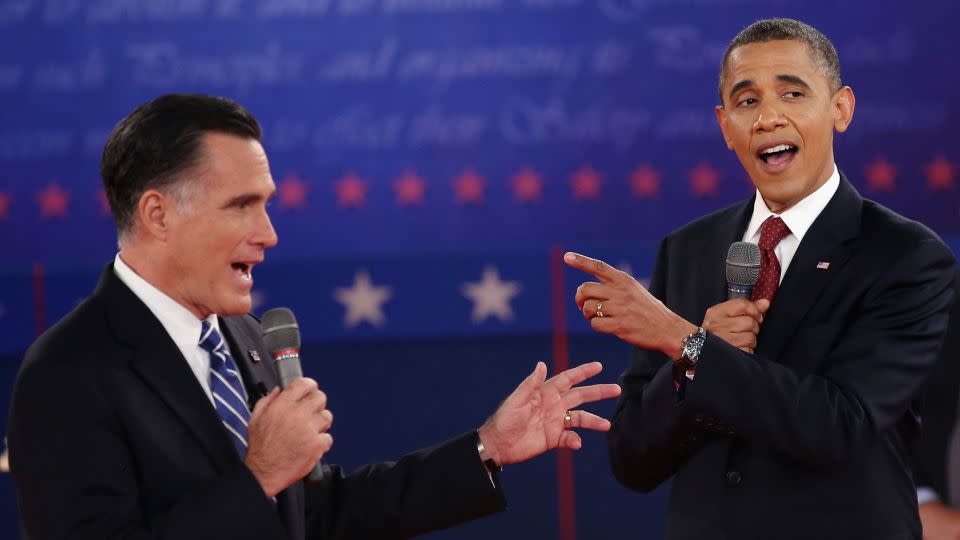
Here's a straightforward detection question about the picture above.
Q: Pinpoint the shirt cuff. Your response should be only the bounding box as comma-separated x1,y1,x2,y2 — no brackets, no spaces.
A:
918,487,941,505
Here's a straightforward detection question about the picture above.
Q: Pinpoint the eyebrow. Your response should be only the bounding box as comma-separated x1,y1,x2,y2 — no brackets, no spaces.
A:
776,74,812,90
727,74,814,102
727,79,754,101
222,193,265,209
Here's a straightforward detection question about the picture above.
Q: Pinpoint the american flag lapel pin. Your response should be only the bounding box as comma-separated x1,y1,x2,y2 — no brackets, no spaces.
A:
248,350,262,363
816,261,831,270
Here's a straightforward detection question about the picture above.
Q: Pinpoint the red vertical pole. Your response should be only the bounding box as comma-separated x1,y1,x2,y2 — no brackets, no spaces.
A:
32,262,46,335
550,246,576,540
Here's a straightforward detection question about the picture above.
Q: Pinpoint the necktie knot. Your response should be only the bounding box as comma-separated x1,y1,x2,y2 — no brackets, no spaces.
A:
758,216,790,251
199,320,225,357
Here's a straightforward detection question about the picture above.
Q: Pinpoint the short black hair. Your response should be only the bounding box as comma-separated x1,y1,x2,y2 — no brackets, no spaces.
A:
100,93,262,234
718,18,842,104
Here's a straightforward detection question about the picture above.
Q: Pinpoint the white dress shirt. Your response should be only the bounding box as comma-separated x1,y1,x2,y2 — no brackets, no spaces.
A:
741,164,840,283
113,253,247,406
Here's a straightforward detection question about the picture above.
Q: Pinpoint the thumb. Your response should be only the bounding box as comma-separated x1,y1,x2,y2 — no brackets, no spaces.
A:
755,298,771,314
527,361,548,385
516,361,548,394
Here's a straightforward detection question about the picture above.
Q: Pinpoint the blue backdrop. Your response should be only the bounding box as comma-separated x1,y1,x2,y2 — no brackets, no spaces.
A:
1,1,958,538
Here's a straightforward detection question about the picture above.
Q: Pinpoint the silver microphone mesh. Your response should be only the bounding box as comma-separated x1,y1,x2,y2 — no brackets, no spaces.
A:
725,241,761,286
262,307,301,354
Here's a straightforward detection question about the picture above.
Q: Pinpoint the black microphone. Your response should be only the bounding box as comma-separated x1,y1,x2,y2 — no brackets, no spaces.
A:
261,307,324,483
725,242,761,300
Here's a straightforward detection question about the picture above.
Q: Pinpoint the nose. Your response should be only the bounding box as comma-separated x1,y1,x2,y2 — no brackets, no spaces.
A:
753,104,788,133
254,207,279,249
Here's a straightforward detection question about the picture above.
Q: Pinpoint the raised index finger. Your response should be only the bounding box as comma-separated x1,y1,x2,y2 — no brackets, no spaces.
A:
548,361,604,392
563,252,622,284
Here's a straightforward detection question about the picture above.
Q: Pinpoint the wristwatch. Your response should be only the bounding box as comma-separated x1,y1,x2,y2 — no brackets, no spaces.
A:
476,432,502,475
678,326,707,371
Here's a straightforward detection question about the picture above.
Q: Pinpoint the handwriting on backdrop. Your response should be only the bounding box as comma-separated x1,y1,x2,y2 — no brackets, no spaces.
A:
2,0,808,24
0,0,624,24
0,100,948,161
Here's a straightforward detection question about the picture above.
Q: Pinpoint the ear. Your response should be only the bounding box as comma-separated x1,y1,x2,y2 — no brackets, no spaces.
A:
715,105,734,150
136,189,172,241
832,86,855,133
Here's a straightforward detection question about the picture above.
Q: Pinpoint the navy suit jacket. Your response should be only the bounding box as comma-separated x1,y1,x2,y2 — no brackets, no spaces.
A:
914,274,960,504
608,174,956,539
9,265,506,540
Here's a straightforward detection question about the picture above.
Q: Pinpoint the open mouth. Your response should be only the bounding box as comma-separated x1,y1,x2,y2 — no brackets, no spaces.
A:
231,263,252,281
757,143,798,165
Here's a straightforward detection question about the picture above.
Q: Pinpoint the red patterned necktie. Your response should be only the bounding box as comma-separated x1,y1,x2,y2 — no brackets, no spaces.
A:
751,216,791,302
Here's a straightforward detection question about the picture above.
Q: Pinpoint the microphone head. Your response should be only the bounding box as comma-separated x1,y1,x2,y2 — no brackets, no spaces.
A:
725,242,761,286
261,307,301,354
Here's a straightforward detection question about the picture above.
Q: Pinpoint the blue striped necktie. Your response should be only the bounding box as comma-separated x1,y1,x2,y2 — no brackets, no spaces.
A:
198,320,251,457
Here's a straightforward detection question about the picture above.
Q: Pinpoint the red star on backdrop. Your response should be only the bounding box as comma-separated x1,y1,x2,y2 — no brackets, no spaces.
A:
0,192,11,220
96,189,111,216
394,169,426,206
453,168,486,205
865,156,897,193
570,164,602,200
630,164,661,199
689,162,719,197
511,167,543,203
277,173,309,209
925,155,955,191
334,171,368,208
37,183,70,218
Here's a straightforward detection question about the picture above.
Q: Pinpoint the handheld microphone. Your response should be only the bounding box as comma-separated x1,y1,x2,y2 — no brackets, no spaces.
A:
261,307,324,483
725,242,761,300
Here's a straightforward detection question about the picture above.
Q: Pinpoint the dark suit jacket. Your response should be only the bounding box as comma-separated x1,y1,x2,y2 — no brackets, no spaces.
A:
914,274,960,504
8,265,506,540
607,174,956,539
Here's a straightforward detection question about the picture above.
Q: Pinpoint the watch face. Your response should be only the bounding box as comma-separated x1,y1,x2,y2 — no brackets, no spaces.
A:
682,329,706,364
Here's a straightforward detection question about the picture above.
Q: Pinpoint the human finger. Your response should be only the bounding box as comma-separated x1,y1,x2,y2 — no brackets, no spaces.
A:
564,252,624,284
547,361,603,392
563,410,612,432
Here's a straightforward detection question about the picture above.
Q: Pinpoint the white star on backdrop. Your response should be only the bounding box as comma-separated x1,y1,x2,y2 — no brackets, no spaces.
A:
334,270,392,328
462,266,522,323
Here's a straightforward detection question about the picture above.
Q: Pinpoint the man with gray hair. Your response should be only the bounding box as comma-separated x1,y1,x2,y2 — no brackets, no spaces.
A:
8,93,621,540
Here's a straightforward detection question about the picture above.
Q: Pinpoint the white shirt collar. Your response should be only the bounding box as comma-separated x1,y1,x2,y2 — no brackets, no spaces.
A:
112,253,220,361
743,164,840,244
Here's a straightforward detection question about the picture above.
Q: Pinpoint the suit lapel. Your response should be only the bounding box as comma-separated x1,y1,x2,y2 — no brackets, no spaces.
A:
704,198,756,315
755,174,862,361
220,316,280,404
98,267,240,473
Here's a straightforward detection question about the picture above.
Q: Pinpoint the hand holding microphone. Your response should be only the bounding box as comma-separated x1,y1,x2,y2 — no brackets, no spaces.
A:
244,308,331,498
701,242,769,353
563,245,770,358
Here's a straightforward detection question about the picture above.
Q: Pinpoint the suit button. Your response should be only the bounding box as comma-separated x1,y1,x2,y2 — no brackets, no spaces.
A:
725,471,742,486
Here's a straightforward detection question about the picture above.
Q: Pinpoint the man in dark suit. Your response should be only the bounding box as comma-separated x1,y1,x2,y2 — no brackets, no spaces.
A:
564,18,956,539
915,275,960,540
7,94,621,540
